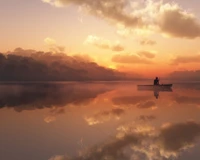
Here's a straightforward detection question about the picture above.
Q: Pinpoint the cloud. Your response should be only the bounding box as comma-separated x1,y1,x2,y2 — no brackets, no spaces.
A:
132,0,200,38
1,48,136,81
116,28,132,37
44,37,65,53
42,0,200,39
84,35,110,49
168,70,200,80
171,55,200,65
6,47,37,57
42,0,63,7
112,53,153,64
42,0,142,28
137,51,156,59
157,3,200,38
137,115,156,122
44,37,57,45
84,35,124,52
111,43,125,52
140,39,156,45
111,108,125,116
72,53,94,62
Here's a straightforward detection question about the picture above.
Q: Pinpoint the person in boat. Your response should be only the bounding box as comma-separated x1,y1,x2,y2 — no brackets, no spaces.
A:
154,77,159,85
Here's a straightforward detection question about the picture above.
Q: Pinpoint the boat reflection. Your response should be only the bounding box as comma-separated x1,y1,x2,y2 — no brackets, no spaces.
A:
137,86,173,99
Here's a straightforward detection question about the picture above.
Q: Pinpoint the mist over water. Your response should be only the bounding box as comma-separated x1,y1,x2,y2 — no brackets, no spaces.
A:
0,81,200,160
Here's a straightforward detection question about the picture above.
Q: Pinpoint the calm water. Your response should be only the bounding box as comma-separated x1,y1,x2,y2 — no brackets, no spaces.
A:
1,81,200,160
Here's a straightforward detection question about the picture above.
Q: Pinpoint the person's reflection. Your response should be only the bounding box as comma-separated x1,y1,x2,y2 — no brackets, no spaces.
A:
154,91,159,99
137,87,173,99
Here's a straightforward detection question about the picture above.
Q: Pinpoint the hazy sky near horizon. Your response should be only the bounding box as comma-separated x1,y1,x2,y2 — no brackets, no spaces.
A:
1,0,200,76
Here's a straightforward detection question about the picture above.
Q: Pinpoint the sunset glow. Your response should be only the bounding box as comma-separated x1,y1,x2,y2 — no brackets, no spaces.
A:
1,0,200,78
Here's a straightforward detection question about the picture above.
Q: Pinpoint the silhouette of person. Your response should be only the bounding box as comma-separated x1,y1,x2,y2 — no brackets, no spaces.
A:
154,77,159,85
154,91,159,99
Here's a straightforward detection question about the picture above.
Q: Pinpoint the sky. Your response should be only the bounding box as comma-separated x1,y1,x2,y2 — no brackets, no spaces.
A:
1,0,200,77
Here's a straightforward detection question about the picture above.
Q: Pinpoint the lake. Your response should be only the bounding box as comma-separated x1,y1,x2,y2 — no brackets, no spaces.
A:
0,81,200,160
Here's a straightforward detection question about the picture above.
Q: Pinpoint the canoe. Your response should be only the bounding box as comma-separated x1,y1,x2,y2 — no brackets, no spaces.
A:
137,84,173,91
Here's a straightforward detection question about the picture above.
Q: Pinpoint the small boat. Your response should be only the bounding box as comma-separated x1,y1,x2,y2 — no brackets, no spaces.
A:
137,84,173,91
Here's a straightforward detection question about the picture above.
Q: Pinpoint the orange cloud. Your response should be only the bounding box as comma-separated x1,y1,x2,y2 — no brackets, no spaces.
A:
137,51,156,59
137,115,156,122
171,55,200,65
168,70,200,81
112,53,153,64
84,35,124,52
111,43,125,52
44,37,65,53
140,39,156,45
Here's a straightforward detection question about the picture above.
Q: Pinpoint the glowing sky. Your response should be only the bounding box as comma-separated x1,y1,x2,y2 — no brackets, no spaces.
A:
1,0,200,76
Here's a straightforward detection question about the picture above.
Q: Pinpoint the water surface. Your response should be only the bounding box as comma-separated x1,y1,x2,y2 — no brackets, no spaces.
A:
0,81,200,160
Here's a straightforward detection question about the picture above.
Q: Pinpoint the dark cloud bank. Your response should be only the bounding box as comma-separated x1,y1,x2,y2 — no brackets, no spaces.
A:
0,48,142,81
168,70,200,81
